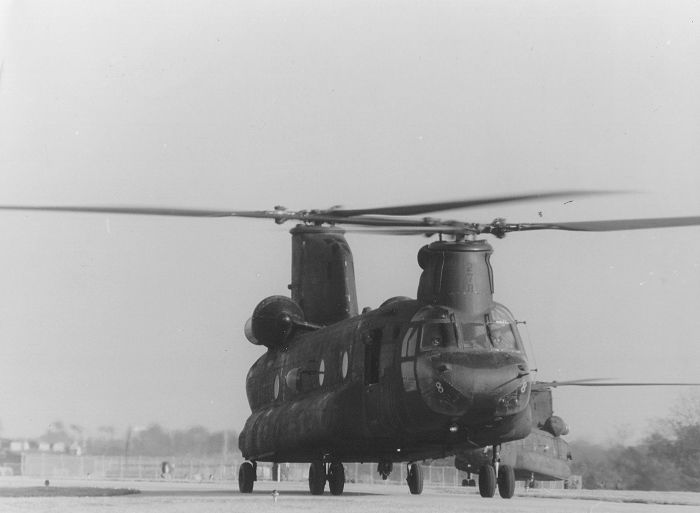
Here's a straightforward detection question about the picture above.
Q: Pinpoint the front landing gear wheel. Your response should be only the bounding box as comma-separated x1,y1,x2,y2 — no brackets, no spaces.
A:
238,461,255,493
328,462,345,495
406,462,423,495
308,461,326,495
498,464,515,499
478,464,496,498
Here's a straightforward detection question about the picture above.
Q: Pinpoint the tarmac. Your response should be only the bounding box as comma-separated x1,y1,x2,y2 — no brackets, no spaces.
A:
2,476,700,513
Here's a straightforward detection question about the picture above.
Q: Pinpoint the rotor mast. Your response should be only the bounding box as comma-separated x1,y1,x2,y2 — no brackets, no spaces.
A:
417,239,494,317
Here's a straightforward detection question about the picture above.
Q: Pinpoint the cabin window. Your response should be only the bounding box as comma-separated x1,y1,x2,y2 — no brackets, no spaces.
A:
318,359,325,386
273,374,280,399
419,322,457,350
341,351,349,379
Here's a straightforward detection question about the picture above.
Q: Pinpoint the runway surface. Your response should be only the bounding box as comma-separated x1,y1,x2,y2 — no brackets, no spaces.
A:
2,478,699,512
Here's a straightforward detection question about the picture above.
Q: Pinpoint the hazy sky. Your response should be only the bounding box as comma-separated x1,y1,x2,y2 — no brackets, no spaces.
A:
1,1,699,444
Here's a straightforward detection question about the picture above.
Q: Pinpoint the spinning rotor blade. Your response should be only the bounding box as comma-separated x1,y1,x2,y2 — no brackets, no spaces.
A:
538,379,700,388
329,190,612,217
497,216,700,234
4,193,698,236
0,205,470,228
349,215,700,238
0,205,241,217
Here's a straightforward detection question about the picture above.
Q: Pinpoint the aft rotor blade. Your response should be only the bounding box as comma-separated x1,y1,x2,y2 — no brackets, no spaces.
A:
330,190,615,217
502,216,700,234
0,205,467,228
0,205,242,218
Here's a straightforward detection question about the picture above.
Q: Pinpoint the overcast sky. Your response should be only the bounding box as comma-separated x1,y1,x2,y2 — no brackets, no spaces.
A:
1,0,699,445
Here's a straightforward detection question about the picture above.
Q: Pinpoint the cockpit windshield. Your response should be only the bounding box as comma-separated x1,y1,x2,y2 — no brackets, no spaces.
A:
486,319,519,351
408,304,524,355
486,303,524,352
419,322,457,350
460,304,524,352
460,322,490,350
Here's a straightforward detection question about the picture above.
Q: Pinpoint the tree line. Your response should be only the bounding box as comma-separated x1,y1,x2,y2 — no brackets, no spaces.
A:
570,395,700,491
40,422,239,458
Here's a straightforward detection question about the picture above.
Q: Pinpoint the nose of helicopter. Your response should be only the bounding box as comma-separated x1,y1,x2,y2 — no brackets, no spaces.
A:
415,351,530,417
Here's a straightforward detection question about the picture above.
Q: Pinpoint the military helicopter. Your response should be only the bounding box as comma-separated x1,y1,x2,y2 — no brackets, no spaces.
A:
2,191,700,498
453,378,698,498
455,382,574,497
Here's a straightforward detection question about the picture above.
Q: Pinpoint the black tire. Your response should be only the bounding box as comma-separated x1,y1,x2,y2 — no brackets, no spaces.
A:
406,462,423,495
238,461,255,493
308,461,326,495
498,464,515,499
478,465,496,498
328,462,345,495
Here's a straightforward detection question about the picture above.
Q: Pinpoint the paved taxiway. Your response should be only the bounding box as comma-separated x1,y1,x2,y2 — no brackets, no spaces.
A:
2,478,699,513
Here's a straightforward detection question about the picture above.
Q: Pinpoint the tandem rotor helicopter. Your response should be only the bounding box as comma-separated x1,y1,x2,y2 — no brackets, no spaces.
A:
2,191,700,498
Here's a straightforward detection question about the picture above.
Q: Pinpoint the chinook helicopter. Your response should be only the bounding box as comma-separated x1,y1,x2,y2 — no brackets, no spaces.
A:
456,381,576,496
2,192,700,498
453,378,698,498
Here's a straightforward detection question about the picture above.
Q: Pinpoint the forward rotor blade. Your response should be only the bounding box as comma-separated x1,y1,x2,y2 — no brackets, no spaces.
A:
538,379,700,388
330,190,616,217
503,216,700,233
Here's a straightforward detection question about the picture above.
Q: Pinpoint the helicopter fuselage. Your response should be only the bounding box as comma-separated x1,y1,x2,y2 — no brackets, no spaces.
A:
239,298,532,463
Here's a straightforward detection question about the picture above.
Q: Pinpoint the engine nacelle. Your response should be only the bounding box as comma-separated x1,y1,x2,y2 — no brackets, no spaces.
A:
543,415,570,437
245,296,304,349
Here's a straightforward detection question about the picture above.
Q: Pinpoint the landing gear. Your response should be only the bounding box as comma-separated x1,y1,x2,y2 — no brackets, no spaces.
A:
377,461,393,480
308,461,326,495
406,462,424,495
328,462,345,495
238,460,256,493
497,464,515,498
478,444,515,499
478,464,496,497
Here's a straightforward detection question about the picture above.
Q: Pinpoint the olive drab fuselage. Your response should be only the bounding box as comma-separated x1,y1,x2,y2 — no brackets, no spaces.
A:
239,225,533,464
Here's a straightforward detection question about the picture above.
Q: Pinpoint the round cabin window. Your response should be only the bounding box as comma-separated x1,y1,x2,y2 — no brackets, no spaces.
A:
273,374,280,399
341,351,349,379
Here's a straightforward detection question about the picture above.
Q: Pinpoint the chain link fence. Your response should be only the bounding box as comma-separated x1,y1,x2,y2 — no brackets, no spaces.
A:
20,453,570,489
21,453,467,487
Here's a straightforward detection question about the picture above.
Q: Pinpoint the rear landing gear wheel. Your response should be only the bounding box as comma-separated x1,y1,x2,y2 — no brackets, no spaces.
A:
498,464,515,499
478,464,496,498
308,461,326,495
238,461,255,493
328,462,345,495
406,462,423,495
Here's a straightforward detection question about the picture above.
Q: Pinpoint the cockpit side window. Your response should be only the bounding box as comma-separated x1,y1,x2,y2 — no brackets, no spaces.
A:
419,322,457,350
